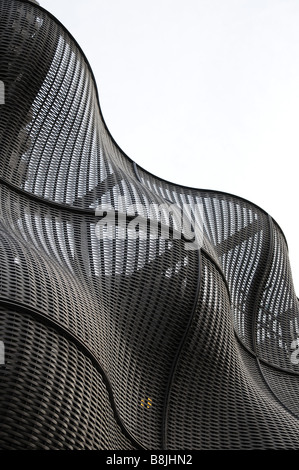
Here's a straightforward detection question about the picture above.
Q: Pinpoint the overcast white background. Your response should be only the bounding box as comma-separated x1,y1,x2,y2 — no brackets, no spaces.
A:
41,0,299,292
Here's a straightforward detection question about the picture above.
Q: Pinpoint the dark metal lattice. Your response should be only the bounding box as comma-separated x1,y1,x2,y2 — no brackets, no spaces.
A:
0,0,299,450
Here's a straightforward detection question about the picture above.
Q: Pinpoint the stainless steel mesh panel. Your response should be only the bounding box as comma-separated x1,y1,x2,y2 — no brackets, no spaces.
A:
1,0,299,450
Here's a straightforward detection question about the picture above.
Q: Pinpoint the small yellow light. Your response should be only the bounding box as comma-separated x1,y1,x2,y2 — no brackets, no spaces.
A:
141,397,152,409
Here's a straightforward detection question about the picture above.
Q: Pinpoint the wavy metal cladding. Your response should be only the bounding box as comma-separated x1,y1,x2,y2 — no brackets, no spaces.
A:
0,0,299,451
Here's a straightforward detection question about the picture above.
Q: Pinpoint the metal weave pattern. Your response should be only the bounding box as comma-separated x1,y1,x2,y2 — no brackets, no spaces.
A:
0,0,299,450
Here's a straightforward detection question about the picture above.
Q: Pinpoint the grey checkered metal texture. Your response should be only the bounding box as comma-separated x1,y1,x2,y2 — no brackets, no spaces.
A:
0,0,299,450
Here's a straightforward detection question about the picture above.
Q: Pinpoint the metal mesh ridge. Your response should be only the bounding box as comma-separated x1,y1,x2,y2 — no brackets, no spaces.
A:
0,0,299,450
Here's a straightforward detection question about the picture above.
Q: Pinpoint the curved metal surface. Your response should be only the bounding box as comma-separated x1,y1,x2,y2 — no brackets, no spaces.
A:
1,0,299,450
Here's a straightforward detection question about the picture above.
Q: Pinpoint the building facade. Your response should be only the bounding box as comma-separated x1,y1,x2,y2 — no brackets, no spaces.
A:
0,0,299,450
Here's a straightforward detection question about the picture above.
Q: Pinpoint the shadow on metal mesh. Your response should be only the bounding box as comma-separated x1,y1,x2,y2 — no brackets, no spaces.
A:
0,0,299,450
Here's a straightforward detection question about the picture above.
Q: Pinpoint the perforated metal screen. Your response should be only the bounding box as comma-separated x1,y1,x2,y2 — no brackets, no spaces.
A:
1,0,299,450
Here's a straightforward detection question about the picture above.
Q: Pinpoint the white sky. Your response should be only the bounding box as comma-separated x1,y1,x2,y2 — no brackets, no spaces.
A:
41,0,299,292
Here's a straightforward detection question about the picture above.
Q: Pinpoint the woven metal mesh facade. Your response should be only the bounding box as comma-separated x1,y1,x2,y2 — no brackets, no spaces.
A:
1,0,299,450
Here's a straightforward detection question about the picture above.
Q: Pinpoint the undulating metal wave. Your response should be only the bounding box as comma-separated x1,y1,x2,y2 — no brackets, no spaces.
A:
0,0,299,450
